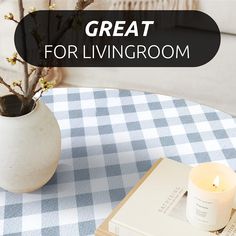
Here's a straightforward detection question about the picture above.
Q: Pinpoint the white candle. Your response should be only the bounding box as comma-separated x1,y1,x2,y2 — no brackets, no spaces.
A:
186,163,236,231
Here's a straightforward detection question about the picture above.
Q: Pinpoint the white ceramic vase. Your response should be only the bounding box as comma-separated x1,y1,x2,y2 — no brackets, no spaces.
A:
0,99,61,193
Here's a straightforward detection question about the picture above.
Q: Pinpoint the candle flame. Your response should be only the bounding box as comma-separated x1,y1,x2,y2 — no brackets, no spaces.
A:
213,176,220,188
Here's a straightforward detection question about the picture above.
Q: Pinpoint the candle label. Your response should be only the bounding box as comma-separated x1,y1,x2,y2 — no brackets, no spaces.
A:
190,195,217,225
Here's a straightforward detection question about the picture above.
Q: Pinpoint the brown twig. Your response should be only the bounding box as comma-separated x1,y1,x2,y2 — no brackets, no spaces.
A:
29,67,52,98
0,97,6,116
35,90,44,103
28,67,43,98
33,87,43,95
76,0,94,10
16,58,25,65
0,76,23,100
28,67,36,77
12,19,19,24
15,83,24,94
18,0,29,96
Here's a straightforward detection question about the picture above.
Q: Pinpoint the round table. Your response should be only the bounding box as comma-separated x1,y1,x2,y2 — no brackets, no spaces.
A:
0,88,236,236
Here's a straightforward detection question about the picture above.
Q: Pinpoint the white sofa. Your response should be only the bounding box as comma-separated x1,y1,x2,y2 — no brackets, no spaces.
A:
1,0,236,116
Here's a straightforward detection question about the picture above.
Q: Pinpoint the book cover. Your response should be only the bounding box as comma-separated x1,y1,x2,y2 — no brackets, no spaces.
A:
108,158,236,236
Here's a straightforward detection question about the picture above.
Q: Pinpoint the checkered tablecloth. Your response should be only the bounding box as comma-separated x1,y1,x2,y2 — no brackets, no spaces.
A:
0,88,236,236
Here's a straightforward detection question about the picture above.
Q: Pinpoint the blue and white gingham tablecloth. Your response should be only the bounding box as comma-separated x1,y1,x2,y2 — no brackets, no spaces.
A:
0,88,236,236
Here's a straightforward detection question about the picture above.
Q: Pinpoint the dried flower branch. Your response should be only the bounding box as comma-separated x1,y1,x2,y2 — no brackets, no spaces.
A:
0,0,94,116
12,80,24,94
6,53,25,65
29,7,36,13
4,13,19,23
76,0,94,10
6,53,18,65
18,0,29,95
39,78,56,91
49,3,56,10
0,77,24,100
28,67,36,77
27,67,43,97
12,80,22,87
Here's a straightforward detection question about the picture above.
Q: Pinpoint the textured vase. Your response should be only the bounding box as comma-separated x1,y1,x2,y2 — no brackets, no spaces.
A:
0,99,61,193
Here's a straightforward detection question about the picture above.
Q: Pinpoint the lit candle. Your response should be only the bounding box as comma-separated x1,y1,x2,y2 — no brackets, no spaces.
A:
186,163,236,231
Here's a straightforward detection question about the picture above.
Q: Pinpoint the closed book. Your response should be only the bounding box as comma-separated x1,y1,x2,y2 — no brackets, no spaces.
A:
96,158,235,236
108,158,212,236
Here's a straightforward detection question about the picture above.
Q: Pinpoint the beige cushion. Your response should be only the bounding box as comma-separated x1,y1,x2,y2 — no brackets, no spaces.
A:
198,0,236,35
88,0,236,35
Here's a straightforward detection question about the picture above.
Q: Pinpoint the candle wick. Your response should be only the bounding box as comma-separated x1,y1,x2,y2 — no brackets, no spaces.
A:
212,184,217,189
